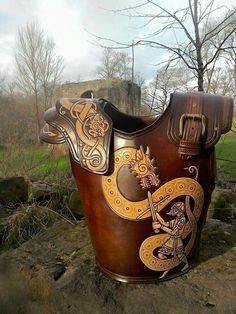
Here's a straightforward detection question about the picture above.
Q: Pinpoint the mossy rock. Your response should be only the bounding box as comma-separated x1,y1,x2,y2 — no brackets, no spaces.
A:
0,177,29,205
208,188,236,222
29,181,60,203
68,191,83,219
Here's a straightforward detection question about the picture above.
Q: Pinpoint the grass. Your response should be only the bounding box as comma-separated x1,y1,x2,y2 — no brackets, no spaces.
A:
0,120,235,252
1,204,59,249
216,118,236,179
0,145,78,252
0,125,235,182
0,145,71,181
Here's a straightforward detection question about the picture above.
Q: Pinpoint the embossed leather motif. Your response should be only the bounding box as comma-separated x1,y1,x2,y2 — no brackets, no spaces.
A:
40,92,234,283
40,98,112,174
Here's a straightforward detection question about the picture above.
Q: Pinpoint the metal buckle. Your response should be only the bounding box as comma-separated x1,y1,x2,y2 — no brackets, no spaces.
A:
179,114,206,137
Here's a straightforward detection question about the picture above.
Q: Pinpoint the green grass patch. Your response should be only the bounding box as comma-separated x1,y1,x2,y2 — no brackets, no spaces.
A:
30,154,71,181
0,146,71,181
0,120,235,182
216,122,236,179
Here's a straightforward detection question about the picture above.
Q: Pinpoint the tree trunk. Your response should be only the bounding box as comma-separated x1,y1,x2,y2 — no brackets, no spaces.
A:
193,0,204,92
197,68,204,92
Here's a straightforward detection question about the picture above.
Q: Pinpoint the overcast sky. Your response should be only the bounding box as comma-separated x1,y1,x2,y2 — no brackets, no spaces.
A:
0,0,234,83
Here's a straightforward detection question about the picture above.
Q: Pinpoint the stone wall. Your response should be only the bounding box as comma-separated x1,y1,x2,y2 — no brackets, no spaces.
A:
54,79,141,114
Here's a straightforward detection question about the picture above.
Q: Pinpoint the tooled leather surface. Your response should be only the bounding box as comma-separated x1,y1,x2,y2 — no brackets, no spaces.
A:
39,92,233,282
167,92,234,158
40,93,233,169
71,106,215,281
39,122,65,144
40,98,112,174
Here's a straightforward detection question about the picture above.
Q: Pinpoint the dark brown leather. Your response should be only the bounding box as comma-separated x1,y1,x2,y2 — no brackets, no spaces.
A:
40,92,233,283
167,92,234,159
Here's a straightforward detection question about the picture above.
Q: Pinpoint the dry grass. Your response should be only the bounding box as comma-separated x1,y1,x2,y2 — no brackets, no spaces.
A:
1,203,77,250
2,205,57,248
0,144,79,252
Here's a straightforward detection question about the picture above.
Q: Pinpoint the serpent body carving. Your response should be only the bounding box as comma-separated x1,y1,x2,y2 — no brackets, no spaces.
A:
102,147,204,274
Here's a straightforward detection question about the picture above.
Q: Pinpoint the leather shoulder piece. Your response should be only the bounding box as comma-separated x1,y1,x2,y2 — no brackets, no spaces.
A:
39,98,113,175
167,92,234,159
40,118,66,144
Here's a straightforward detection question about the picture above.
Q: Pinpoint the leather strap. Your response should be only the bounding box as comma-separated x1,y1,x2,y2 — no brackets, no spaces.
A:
178,94,205,159
167,92,234,159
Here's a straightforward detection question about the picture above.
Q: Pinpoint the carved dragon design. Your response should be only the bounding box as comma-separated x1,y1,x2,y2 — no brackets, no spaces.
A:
129,145,160,189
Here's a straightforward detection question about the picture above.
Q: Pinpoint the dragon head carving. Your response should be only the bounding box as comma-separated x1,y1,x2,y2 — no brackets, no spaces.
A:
129,145,160,189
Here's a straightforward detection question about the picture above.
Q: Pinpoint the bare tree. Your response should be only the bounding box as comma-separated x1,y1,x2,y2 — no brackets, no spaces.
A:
203,13,236,95
96,48,132,80
96,47,145,88
117,51,132,80
135,73,145,88
0,68,6,95
204,31,235,96
206,66,234,95
142,64,195,113
39,38,64,110
222,31,236,98
15,22,64,140
15,22,42,138
96,0,236,91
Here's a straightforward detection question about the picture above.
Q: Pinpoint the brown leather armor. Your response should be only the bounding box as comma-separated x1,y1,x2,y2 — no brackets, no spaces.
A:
40,92,233,283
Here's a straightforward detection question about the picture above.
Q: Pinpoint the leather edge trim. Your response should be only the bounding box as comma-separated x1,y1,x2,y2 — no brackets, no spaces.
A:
221,97,234,134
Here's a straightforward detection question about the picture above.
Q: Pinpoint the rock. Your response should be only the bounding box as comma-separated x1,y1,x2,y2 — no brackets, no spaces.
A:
200,219,236,255
68,191,83,219
0,218,236,313
29,181,60,203
0,177,29,205
208,188,236,221
0,260,59,314
29,180,76,212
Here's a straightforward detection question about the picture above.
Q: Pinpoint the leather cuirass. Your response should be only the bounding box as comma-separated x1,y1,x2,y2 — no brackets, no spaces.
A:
40,92,233,282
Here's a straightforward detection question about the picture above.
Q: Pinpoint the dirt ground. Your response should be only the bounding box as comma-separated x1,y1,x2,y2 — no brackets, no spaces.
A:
0,218,235,314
